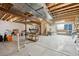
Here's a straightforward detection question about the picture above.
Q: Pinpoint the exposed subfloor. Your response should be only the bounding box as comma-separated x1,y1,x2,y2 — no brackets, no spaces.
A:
0,34,78,56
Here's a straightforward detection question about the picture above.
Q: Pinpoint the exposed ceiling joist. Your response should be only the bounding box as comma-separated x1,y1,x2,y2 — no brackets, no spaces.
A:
26,21,41,25
47,3,56,8
50,3,72,11
51,4,79,13
14,18,24,22
54,7,79,15
0,7,33,22
9,17,21,22
0,3,13,10
54,16,76,21
6,15,15,21
13,13,33,22
14,21,25,24
0,7,26,18
54,10,79,17
13,17,23,21
0,13,8,20
54,13,79,20
48,3,63,9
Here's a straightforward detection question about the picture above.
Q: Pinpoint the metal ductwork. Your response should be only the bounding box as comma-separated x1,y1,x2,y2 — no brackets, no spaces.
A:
11,3,53,20
25,3,53,20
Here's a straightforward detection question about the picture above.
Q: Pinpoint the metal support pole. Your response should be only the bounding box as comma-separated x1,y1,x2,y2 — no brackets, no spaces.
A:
25,19,27,40
17,33,20,52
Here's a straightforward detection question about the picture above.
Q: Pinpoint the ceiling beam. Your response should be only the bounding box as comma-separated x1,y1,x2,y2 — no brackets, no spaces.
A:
13,17,21,22
50,3,72,11
53,14,79,21
6,15,15,21
0,3,13,10
0,13,8,20
0,7,33,22
54,14,79,20
51,4,79,13
54,17,76,22
47,3,56,8
14,18,24,22
48,3,63,9
9,17,21,22
0,7,26,18
26,21,41,25
13,13,33,22
14,20,41,24
54,10,79,17
53,7,79,15
14,21,25,24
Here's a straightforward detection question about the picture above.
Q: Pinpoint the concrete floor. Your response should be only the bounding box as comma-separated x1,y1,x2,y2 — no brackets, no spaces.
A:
0,34,78,56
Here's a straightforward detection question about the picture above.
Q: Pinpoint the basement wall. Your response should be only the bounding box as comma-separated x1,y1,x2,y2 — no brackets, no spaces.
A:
0,20,25,36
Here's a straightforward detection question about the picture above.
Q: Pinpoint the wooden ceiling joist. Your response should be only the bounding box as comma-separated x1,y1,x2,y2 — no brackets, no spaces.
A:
0,10,6,18
0,7,26,18
13,13,33,22
9,17,21,22
26,21,41,25
0,3,34,24
14,17,22,21
14,21,25,24
54,10,79,18
6,15,15,21
51,4,79,13
50,3,72,11
0,3,13,10
54,14,79,20
0,13,8,20
0,7,33,22
47,3,79,22
14,18,24,22
54,16,76,22
53,7,79,15
48,3,63,9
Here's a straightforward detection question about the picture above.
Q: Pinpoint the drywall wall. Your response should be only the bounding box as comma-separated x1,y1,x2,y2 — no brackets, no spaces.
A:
0,20,25,36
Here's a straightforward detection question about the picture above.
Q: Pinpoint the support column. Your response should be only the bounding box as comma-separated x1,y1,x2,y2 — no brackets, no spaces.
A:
25,19,27,40
17,33,20,52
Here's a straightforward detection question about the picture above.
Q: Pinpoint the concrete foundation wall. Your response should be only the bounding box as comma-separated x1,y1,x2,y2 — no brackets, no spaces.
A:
0,20,25,36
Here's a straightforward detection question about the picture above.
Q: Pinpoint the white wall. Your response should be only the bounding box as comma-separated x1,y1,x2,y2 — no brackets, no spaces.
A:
56,24,64,30
0,20,25,35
